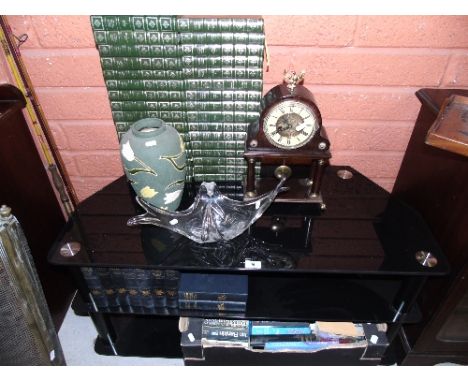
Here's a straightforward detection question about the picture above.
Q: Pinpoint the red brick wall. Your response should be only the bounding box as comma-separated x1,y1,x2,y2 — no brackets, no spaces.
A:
4,15,468,200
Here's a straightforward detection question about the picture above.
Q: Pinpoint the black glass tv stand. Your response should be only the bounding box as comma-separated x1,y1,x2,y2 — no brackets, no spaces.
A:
49,165,449,365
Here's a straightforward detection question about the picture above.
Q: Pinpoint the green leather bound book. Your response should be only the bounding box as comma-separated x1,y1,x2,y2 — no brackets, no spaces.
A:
94,30,178,45
193,157,227,166
105,79,184,90
112,110,155,122
176,17,263,32
103,70,179,80
91,16,177,31
102,57,182,71
98,44,181,58
188,122,224,131
188,131,246,141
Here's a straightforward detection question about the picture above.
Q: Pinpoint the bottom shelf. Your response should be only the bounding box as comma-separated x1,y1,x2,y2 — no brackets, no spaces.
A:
186,346,377,366
181,318,389,366
91,313,390,365
95,315,182,358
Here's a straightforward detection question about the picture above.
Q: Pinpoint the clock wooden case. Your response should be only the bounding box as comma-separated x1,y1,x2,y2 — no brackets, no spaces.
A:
243,83,331,205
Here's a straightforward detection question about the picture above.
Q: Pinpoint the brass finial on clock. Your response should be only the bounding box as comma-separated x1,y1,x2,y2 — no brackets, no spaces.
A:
283,69,306,93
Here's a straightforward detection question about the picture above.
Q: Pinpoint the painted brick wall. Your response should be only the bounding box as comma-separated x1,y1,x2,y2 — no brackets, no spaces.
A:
4,15,468,200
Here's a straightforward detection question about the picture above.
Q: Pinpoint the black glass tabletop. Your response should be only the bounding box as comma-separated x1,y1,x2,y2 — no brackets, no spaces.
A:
49,165,448,276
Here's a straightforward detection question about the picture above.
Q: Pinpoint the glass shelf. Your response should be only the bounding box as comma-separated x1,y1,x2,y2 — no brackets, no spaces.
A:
49,166,449,277
74,275,422,324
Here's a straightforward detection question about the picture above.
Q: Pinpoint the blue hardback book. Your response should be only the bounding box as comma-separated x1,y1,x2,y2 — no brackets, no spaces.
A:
178,273,248,302
250,326,312,336
179,299,247,312
250,321,313,336
264,341,339,352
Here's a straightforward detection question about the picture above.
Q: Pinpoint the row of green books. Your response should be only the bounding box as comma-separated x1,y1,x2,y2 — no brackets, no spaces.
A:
96,35,264,49
104,78,262,90
101,56,260,70
106,89,261,101
91,16,178,32
103,67,262,80
111,110,256,123
91,16,263,33
110,100,260,112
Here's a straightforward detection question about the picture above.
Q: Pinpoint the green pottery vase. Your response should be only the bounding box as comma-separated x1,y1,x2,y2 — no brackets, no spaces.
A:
120,118,186,210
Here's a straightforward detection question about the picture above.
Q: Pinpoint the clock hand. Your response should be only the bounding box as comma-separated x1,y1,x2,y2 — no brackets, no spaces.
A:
295,122,307,131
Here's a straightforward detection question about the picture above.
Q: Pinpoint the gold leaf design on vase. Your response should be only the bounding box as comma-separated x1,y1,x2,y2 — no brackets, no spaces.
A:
140,186,158,198
160,150,186,171
122,140,158,177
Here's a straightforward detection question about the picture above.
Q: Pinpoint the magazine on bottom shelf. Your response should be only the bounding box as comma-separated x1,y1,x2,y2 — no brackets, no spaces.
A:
201,319,249,348
249,321,368,353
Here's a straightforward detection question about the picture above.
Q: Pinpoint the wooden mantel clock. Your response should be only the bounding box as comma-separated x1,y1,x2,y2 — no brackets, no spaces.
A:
243,70,331,207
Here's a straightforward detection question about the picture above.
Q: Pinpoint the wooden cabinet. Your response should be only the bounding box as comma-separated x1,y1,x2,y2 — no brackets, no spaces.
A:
393,88,468,365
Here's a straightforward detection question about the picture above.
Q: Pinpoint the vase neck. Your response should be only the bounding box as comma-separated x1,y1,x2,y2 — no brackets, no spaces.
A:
131,118,167,138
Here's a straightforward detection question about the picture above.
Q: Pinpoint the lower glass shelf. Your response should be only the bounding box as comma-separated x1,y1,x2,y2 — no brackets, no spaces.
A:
247,274,422,323
75,274,422,324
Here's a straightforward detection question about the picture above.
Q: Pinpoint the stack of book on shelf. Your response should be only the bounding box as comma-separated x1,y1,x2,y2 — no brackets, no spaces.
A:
81,267,180,313
92,16,265,186
178,273,248,315
249,321,368,352
201,319,250,349
179,318,388,364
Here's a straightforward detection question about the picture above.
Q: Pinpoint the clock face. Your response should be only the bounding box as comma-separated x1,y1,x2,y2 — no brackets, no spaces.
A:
263,99,319,149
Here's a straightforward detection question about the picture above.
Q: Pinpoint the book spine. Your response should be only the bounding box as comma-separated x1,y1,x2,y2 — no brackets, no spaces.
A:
95,267,119,308
201,319,249,344
203,319,248,328
105,79,184,90
113,110,186,123
123,268,142,309
93,31,178,45
264,341,338,352
81,267,109,310
150,269,166,308
180,290,247,303
250,326,312,336
111,100,185,111
91,16,177,32
109,267,129,309
176,18,263,33
134,269,154,310
249,334,317,348
101,56,180,71
191,149,245,158
103,70,183,81
164,270,180,309
108,90,185,101
179,299,246,312
202,326,249,342
98,44,180,58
